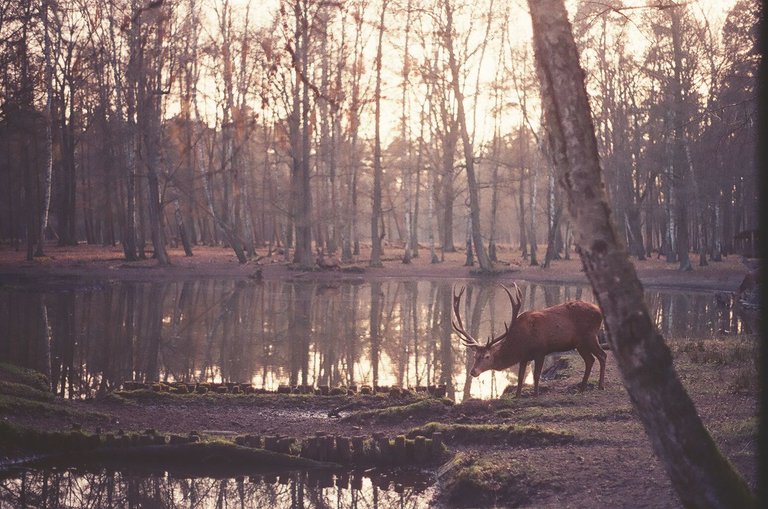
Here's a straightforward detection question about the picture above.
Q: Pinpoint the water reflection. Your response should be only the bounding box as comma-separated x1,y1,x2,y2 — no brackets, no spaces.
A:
0,279,751,400
0,467,434,508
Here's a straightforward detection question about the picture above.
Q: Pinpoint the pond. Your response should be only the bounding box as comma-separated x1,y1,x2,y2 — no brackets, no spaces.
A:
0,278,748,401
0,466,436,508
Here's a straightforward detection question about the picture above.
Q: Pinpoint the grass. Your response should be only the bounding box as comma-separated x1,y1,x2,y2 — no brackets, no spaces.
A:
708,417,758,443
669,337,757,366
670,336,759,397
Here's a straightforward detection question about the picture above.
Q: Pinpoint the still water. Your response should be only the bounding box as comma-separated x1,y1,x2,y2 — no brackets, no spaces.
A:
0,467,436,508
0,278,748,401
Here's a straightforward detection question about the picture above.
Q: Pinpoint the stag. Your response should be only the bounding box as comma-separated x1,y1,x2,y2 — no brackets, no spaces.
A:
452,284,606,396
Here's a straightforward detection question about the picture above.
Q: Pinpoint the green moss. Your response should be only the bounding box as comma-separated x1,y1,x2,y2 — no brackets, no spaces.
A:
500,403,635,424
0,392,110,424
0,363,50,392
494,393,579,409
114,389,335,405
342,398,450,423
407,422,574,447
436,452,535,508
0,421,103,455
0,380,53,401
0,422,339,475
0,393,63,414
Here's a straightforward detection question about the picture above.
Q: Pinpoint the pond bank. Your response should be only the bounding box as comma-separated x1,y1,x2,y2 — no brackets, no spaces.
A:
0,244,759,506
0,243,752,291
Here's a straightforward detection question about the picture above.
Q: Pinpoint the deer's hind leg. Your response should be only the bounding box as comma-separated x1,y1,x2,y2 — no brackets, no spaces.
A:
590,334,607,390
575,346,596,392
580,334,607,390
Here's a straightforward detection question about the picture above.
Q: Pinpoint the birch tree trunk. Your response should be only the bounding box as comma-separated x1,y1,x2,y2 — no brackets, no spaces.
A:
527,1,755,507
37,0,54,257
400,0,413,264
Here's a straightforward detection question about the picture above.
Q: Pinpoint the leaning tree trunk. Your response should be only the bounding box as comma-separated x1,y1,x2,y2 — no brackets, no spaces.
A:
527,1,755,508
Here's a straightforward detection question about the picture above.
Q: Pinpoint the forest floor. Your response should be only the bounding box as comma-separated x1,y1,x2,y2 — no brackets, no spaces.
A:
0,241,754,292
0,242,760,507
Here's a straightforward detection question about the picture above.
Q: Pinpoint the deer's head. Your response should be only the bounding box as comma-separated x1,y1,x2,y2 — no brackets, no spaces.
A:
452,284,523,377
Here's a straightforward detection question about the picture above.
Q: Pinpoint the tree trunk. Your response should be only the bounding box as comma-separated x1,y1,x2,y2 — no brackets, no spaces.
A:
401,0,413,264
669,5,692,271
288,0,314,269
411,119,424,259
121,0,140,261
369,0,388,267
428,161,439,264
527,2,755,507
528,167,538,266
141,10,170,266
517,127,528,259
440,134,456,254
37,0,55,257
443,0,491,272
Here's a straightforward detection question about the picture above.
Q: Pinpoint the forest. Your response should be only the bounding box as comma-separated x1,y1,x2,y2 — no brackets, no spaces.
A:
0,0,760,270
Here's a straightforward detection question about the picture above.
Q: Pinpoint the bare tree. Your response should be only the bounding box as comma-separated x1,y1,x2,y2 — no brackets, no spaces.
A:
369,0,389,267
441,0,491,271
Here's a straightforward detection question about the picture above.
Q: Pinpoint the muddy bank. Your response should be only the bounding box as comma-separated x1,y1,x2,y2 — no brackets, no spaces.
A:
0,243,752,292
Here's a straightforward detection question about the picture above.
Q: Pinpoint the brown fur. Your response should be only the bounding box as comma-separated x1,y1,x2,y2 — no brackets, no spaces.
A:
469,300,606,396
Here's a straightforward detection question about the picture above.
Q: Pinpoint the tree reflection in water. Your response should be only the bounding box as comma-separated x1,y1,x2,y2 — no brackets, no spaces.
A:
0,468,435,508
0,280,748,400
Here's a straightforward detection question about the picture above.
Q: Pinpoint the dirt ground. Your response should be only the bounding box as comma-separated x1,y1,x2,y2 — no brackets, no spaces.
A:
0,242,760,507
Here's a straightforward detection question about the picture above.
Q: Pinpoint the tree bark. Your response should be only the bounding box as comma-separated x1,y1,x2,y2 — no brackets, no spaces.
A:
527,1,755,507
369,0,388,267
37,0,55,256
121,0,140,261
140,6,170,266
668,4,692,271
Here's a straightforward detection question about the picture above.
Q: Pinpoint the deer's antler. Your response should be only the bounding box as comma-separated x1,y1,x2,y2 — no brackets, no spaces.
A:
487,283,523,347
452,285,482,348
